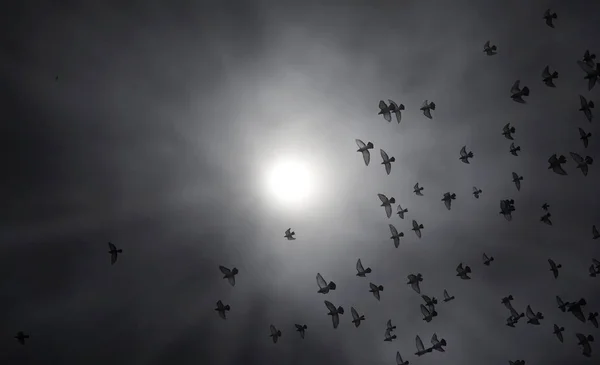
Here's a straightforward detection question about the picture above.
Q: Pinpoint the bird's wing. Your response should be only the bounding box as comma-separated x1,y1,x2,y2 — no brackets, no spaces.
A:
388,99,399,110
413,183,419,190
423,108,432,119
578,60,595,75
570,152,584,164
332,313,340,329
588,77,597,91
383,112,392,122
411,282,421,293
389,224,398,236
511,80,521,93
356,259,364,273
542,66,551,78
351,307,359,320
108,242,116,251
379,100,387,110
394,110,402,124
473,186,478,193
270,325,277,335
378,193,388,204
416,336,425,351
385,204,392,218
503,123,510,132
380,149,389,162
412,220,418,229
579,127,587,138
557,331,563,342
553,165,567,175
460,146,467,157
369,282,378,291
219,266,231,275
361,150,371,166
580,95,588,108
584,108,593,122
111,252,118,265
483,253,489,262
317,273,327,289
443,289,450,299
512,172,519,180
387,319,393,329
484,40,490,48
227,276,236,286
420,304,431,317
593,225,599,237
456,263,464,272
415,229,422,238
556,295,564,307
593,258,600,266
515,180,521,191
444,199,451,210
324,300,336,312
355,139,366,149
385,162,391,175
396,352,403,365
526,305,535,319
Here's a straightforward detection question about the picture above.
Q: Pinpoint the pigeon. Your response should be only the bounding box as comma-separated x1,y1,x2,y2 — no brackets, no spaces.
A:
355,139,374,166
389,224,404,248
412,219,424,238
540,213,552,226
397,204,408,219
459,146,474,164
388,99,405,124
548,259,562,279
284,228,296,240
316,273,337,294
456,263,472,279
356,259,372,277
577,59,600,91
543,9,557,28
589,312,599,328
542,203,550,211
414,335,432,356
421,303,437,322
215,300,230,319
430,333,447,352
422,295,438,307
384,328,397,342
413,183,424,196
387,319,397,332
483,40,497,55
483,253,494,266
107,242,122,265
570,152,593,176
579,128,591,148
502,123,516,140
512,172,523,191
568,299,588,323
350,307,365,327
472,187,482,199
582,50,597,68
378,193,396,218
510,142,521,156
14,331,29,345
378,100,393,122
369,282,384,301
556,296,571,312
589,264,600,277
407,274,423,294
542,65,559,87
380,149,395,175
269,325,282,343
500,199,514,221
396,351,409,365
442,192,456,210
324,300,344,329
219,265,239,286
295,324,307,339
553,324,565,343
579,95,594,122
510,80,530,103
594,225,600,239
443,289,455,302
575,333,594,357
420,100,436,119
526,305,544,325
548,154,568,175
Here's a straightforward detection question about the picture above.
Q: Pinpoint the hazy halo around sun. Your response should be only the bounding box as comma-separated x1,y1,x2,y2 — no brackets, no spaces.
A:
265,158,314,207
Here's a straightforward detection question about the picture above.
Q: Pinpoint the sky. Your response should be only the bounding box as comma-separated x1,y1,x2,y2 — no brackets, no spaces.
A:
1,0,600,364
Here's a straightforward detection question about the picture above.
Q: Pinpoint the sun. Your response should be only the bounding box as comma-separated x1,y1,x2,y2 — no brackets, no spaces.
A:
266,158,313,205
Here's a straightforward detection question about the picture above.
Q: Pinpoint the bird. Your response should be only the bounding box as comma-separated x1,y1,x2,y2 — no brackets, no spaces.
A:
500,199,514,221
412,219,424,238
579,127,591,148
512,172,523,191
14,331,29,345
582,49,597,68
548,259,562,278
588,263,600,277
570,152,593,176
456,263,472,279
589,312,599,328
316,273,337,294
526,305,544,325
369,282,384,301
396,351,409,365
577,59,600,90
568,299,588,323
378,193,396,218
442,192,456,210
472,187,482,198
397,204,408,219
388,99,405,124
443,289,455,302
414,335,432,356
389,224,404,248
413,183,424,196
420,100,436,119
542,203,550,211
355,139,374,166
541,65,559,87
387,320,396,332
548,154,568,175
422,295,438,307
430,333,447,352
503,123,516,140
483,40,497,55
421,303,437,322
380,149,395,175
324,300,344,329
540,213,552,226
459,146,474,163
553,324,565,343
579,95,594,122
593,225,600,239
483,253,494,266
350,307,365,327
269,325,282,343
543,8,557,28
575,333,594,357
378,100,393,122
356,259,372,277
215,300,230,319
509,142,521,156
510,80,530,103
295,324,307,339
107,242,122,265
384,328,397,342
284,228,296,240
219,265,239,286
556,295,571,312
407,273,423,294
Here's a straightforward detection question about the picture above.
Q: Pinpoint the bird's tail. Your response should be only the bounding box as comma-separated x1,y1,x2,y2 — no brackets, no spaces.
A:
277,330,282,336
360,315,365,321
491,45,497,51
559,156,566,163
579,298,587,305
328,282,337,290
365,267,372,273
429,102,436,110
389,157,396,162
552,71,558,78
367,142,374,149
516,146,521,151
419,224,424,229
538,313,544,319
303,325,308,329
451,193,456,199
399,104,405,110
465,266,472,273
522,86,530,96
117,249,123,253
389,197,396,204
337,306,344,314
440,339,447,346
510,127,516,133
557,264,562,268
379,285,384,291
467,152,473,158
587,335,594,342
585,156,594,164
225,305,231,310
552,13,557,19
232,268,239,275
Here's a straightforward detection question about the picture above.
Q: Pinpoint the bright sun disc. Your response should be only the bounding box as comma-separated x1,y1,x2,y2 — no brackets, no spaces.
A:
267,159,313,205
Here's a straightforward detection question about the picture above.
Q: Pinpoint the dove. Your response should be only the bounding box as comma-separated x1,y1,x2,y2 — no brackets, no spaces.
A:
443,289,455,302
422,295,438,307
575,333,594,357
107,242,122,265
356,259,372,277
472,186,482,198
397,204,408,219
556,296,571,312
459,146,474,164
483,40,497,55
384,328,397,342
414,335,433,356
526,305,544,325
512,172,523,191
502,123,516,140
14,331,29,345
295,324,307,339
583,50,597,68
589,312,599,328
579,95,594,122
387,320,396,332
380,149,395,175
355,139,374,166
442,192,456,210
389,224,404,248
500,199,514,221
369,282,384,301
378,100,393,122
542,203,550,211
483,253,494,266
420,100,436,119
269,325,282,343
456,263,472,279
510,80,530,103
570,152,593,176
316,273,337,294
548,259,562,279
219,265,239,286
430,333,447,352
553,324,565,343
388,99,405,124
284,228,296,240
350,307,365,327
510,142,521,156
215,300,230,319
324,300,344,329
413,183,424,196
421,304,437,322
378,193,396,218
548,154,568,175
542,65,559,87
412,219,424,238
577,59,600,90
396,351,409,365
543,9,557,28
579,128,591,148
407,274,423,294
594,225,600,239
540,213,552,226
589,264,600,277
568,299,588,323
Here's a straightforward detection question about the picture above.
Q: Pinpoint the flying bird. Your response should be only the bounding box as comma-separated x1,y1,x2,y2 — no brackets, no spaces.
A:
543,8,557,28
369,282,384,301
589,312,599,328
483,253,494,266
456,263,472,279
351,307,365,327
295,324,307,339
284,228,296,240
413,183,424,196
472,187,482,199
389,224,404,248
387,320,396,332
356,259,372,277
570,152,593,176
316,273,337,294
412,219,424,238
500,199,514,221
388,99,405,124
568,299,588,322
420,100,436,119
397,204,408,219
407,274,423,294
14,331,29,345
380,149,395,175
502,123,516,140
442,192,456,210
459,146,474,164
577,59,600,90
422,295,438,307
575,333,594,357
215,300,230,319
542,203,550,211
579,128,591,148
510,80,530,103
324,300,344,329
593,225,600,239
269,325,282,343
509,142,521,156
355,139,374,166
548,154,568,175
396,351,409,365
526,305,544,325
107,242,122,265
542,65,559,87
384,328,397,342
378,100,393,122
556,295,571,312
548,259,562,279
430,333,447,352
421,303,437,322
414,335,432,356
579,95,594,122
443,289,455,302
540,213,552,226
219,265,239,286
582,50,597,68
553,324,565,343
378,193,396,218
512,172,523,191
483,40,497,55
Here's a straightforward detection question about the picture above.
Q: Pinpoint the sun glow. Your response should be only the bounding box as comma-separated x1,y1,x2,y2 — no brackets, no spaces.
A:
266,158,313,205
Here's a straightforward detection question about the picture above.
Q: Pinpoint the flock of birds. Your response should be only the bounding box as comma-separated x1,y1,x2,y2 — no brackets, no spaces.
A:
12,7,600,365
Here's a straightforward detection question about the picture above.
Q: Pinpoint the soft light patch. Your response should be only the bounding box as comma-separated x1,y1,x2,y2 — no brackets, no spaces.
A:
266,159,313,205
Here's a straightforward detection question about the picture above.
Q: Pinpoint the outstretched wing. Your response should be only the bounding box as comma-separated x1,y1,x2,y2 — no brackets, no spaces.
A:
378,193,388,204
385,204,392,218
443,289,450,299
356,259,365,273
111,252,118,265
355,139,366,149
444,198,451,210
316,273,327,289
351,307,359,320
578,60,595,75
378,100,388,111
108,242,116,251
420,304,431,317
411,282,421,294
460,146,467,157
380,149,389,162
526,305,535,319
324,300,336,313
389,224,398,237
396,351,404,365
511,80,521,93
416,335,425,352
580,95,588,109
361,150,371,166
422,108,432,119
570,152,584,164
331,313,340,329
219,265,231,275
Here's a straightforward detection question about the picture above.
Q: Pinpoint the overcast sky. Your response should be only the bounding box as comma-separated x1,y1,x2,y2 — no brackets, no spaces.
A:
2,0,600,364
